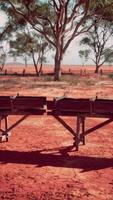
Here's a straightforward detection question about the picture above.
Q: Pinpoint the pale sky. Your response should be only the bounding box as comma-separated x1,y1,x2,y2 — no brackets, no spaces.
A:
0,11,8,27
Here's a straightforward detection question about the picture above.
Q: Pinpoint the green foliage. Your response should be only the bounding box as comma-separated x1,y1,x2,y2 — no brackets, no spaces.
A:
2,0,113,80
90,0,113,21
104,48,113,63
0,45,6,71
108,73,113,79
80,37,91,46
79,17,113,72
79,49,90,64
0,52,6,68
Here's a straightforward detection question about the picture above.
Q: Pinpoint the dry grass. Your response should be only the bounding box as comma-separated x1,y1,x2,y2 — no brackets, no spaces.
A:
0,73,113,100
0,73,112,89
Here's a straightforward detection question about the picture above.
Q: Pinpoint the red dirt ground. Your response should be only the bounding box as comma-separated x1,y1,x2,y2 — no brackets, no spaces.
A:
0,70,113,200
3,64,113,75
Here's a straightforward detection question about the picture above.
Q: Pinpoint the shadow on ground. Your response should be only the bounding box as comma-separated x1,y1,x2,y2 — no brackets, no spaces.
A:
0,146,113,172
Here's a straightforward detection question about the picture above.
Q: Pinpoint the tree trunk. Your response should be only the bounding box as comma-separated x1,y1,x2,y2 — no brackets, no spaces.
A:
0,63,5,71
39,62,43,75
25,57,27,68
95,65,100,73
54,50,62,81
31,50,39,76
34,63,39,76
39,51,44,76
54,60,61,81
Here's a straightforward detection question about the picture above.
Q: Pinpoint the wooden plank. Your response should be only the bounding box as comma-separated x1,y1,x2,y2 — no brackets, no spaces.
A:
0,96,12,109
55,98,91,113
92,99,113,114
12,109,46,115
47,100,56,110
13,96,46,110
48,98,113,117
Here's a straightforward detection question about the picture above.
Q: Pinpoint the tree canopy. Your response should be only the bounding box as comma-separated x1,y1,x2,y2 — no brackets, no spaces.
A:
1,0,113,79
80,17,113,73
91,0,113,21
0,0,95,80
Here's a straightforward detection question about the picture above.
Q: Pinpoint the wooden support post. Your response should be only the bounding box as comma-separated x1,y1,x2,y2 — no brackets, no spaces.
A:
75,116,80,151
4,116,8,142
0,118,1,129
81,117,85,145
0,117,1,141
73,116,86,150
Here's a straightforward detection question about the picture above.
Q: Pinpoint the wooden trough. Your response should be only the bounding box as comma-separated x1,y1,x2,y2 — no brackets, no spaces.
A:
47,97,113,150
0,95,113,150
0,96,46,142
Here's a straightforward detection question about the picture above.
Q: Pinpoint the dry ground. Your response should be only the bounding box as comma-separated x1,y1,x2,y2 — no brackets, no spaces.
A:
0,71,113,200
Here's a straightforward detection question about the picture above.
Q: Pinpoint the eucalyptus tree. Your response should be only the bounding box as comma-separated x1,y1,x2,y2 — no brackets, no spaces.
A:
91,0,113,21
9,32,31,69
0,0,97,80
79,18,113,73
9,29,49,76
0,45,7,71
79,49,90,67
0,23,11,71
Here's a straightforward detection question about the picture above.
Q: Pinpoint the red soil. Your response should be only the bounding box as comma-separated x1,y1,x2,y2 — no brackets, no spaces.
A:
4,64,113,75
0,71,113,200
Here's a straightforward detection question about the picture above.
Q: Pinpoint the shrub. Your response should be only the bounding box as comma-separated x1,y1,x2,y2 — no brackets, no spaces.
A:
108,73,113,80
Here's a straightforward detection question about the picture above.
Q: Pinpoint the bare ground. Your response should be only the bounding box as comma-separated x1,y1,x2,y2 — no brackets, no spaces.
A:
0,73,113,200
